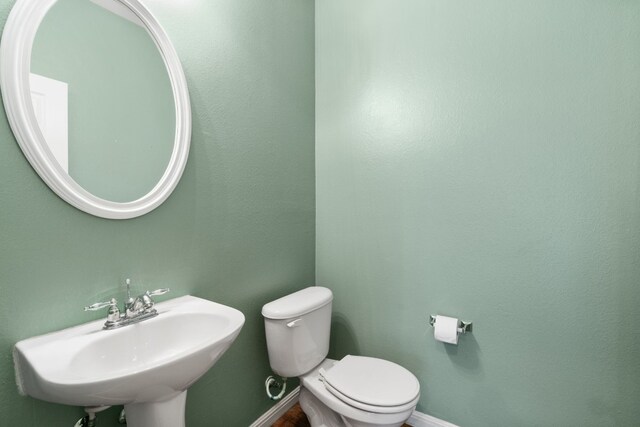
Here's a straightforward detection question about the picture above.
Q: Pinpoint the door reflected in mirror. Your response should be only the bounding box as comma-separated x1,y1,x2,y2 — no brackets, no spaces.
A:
30,0,175,203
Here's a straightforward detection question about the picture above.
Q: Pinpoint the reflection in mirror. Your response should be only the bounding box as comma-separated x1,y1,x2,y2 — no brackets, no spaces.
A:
30,0,175,203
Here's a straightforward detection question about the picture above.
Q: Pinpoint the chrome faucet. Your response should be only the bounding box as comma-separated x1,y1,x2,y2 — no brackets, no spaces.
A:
85,278,170,330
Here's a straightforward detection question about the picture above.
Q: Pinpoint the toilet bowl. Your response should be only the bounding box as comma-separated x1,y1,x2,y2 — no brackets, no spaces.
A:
262,287,420,427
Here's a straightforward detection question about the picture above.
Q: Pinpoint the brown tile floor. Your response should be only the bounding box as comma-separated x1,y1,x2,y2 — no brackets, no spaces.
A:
272,403,410,427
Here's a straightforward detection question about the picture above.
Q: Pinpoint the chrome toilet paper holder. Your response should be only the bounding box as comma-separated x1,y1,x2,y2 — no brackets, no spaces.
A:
429,315,473,334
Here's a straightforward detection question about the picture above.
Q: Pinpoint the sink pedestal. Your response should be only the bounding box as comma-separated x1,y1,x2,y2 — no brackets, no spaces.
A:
124,391,187,427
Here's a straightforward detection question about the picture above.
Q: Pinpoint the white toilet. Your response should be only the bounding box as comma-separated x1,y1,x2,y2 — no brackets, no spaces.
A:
262,286,420,427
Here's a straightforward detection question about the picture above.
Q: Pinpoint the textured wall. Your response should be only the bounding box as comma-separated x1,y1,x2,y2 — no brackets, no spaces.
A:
316,1,640,426
0,0,314,425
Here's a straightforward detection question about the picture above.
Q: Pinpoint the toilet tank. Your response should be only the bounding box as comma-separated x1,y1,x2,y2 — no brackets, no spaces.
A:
262,286,333,377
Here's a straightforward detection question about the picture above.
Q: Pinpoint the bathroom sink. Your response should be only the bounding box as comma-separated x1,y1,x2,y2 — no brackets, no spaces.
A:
14,295,245,427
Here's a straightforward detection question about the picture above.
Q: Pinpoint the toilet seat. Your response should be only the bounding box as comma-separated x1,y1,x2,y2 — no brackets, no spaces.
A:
320,355,420,414
301,359,418,425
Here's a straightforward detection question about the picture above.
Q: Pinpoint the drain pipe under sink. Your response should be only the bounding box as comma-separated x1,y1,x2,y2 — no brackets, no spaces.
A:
73,406,111,427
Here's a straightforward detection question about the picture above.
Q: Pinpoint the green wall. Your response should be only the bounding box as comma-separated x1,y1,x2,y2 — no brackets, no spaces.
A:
316,1,640,426
0,0,314,426
3,0,640,426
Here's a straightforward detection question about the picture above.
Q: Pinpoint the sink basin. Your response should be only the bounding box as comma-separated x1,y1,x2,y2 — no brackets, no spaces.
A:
14,295,245,427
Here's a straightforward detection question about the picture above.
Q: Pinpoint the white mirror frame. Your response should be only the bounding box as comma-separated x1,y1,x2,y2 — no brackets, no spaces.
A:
0,0,191,219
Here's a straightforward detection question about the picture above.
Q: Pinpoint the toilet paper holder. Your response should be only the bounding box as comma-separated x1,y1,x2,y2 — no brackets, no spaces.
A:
429,315,473,334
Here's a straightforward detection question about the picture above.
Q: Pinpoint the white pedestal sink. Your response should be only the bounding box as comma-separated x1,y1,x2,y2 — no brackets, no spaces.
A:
13,295,245,427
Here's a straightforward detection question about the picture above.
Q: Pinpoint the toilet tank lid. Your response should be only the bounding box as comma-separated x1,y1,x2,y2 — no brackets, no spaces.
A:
262,286,333,320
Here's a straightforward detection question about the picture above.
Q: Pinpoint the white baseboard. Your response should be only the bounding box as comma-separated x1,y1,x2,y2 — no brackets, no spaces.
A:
407,410,459,427
249,386,458,427
249,386,301,427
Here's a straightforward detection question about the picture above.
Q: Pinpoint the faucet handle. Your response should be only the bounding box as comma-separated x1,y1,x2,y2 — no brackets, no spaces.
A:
84,298,121,326
147,288,170,297
84,298,118,311
139,288,170,312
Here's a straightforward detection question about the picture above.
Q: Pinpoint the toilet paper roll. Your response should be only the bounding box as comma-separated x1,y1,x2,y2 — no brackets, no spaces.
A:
434,315,459,345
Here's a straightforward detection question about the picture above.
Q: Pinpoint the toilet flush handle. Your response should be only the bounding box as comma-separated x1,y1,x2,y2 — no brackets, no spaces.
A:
286,318,302,328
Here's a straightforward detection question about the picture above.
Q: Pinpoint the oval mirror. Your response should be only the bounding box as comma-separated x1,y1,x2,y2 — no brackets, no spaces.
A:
0,0,191,219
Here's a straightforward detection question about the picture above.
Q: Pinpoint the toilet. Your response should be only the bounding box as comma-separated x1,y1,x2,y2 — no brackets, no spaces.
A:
262,286,420,427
